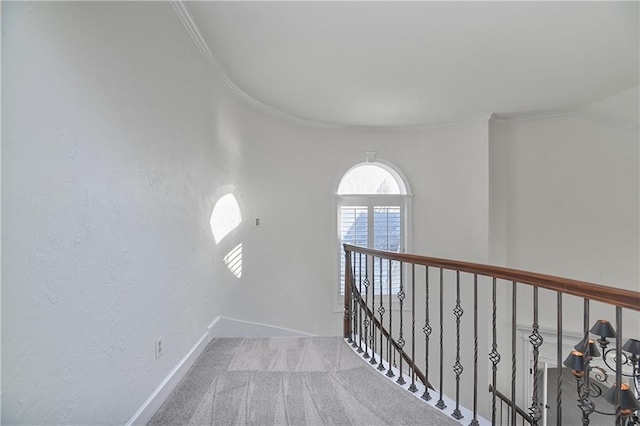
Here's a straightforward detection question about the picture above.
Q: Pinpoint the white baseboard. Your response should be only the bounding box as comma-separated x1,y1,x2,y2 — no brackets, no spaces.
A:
126,317,219,425
209,316,314,338
127,316,312,424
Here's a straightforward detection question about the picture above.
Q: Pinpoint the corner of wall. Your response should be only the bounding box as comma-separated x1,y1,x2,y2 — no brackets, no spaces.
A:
126,316,221,425
209,317,314,338
488,114,508,267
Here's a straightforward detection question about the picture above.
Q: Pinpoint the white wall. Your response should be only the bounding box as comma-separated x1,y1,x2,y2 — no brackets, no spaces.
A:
205,94,495,413
3,1,638,423
503,115,638,290
2,2,227,423
490,112,639,406
498,114,639,299
209,85,492,336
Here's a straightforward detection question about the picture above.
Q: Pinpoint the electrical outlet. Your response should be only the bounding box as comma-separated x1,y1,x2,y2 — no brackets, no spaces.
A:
155,337,163,359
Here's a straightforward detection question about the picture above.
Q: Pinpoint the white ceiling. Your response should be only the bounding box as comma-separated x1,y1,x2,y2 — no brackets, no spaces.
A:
184,1,639,128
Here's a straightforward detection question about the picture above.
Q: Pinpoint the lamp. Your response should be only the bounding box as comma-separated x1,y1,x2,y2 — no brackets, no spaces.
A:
575,338,601,358
590,319,617,347
623,339,640,359
564,350,585,377
604,383,640,412
565,319,640,424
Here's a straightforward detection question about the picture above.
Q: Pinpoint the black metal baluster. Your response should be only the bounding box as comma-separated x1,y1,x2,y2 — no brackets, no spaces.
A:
615,306,622,426
351,251,358,348
377,257,385,371
370,256,377,365
490,278,501,425
511,281,517,426
362,255,370,359
422,265,432,401
470,274,479,426
529,287,543,424
386,258,395,378
397,261,406,385
409,264,418,392
357,253,364,353
345,249,353,344
578,299,594,425
452,271,464,420
436,268,446,409
556,292,563,426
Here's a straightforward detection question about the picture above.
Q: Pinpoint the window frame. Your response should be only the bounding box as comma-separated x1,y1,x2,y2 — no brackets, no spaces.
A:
332,160,413,313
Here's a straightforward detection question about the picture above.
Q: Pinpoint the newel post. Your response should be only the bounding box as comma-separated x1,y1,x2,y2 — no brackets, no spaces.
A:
344,246,352,339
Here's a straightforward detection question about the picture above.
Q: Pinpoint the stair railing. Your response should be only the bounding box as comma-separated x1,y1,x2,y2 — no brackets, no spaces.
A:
343,243,640,426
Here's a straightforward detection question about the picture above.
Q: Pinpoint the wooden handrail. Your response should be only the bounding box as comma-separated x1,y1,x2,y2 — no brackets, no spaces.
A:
351,287,433,390
344,244,640,312
488,385,533,424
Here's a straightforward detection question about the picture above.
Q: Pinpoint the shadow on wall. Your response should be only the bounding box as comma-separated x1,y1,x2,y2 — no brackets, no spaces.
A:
210,193,243,278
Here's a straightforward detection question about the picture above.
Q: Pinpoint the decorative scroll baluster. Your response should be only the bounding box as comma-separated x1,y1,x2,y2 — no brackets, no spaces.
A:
436,268,446,409
357,253,364,353
397,261,406,385
422,265,432,401
529,286,543,424
578,299,594,425
386,258,395,378
452,271,464,420
490,278,501,425
409,264,418,392
362,255,370,359
470,274,479,426
369,256,377,365
511,281,517,426
556,292,563,425
614,306,622,426
377,257,385,371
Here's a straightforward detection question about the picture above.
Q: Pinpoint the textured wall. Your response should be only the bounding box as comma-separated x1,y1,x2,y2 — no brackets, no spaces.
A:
2,2,225,423
5,2,636,423
208,92,492,337
500,114,639,294
490,113,639,407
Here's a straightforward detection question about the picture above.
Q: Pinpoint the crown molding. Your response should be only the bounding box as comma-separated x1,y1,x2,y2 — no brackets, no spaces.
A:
170,1,498,131
492,110,639,131
169,0,349,129
170,1,638,133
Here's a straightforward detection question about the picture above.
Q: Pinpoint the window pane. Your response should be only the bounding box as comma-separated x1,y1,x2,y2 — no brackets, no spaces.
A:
373,206,401,294
373,206,401,252
340,206,368,294
340,206,369,245
337,165,401,195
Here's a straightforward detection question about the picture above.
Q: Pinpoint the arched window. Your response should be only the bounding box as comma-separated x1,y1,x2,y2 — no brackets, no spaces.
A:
336,160,411,297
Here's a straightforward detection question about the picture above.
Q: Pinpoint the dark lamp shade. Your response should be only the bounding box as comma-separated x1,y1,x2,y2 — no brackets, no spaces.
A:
622,338,640,356
590,319,617,338
604,383,640,411
574,338,601,358
563,350,584,372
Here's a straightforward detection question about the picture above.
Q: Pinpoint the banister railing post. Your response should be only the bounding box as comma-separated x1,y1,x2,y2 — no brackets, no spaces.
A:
556,292,563,425
511,281,517,426
529,286,543,424
615,306,623,426
578,299,594,425
344,247,352,340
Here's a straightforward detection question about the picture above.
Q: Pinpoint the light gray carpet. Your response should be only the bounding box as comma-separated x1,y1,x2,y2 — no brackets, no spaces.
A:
148,337,458,425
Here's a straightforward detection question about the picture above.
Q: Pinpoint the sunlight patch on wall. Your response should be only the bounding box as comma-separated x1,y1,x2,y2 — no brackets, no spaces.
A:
224,243,243,278
210,193,242,244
